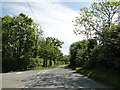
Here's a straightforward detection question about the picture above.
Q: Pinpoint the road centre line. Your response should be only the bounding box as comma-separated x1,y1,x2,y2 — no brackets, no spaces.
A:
38,69,49,74
16,72,24,74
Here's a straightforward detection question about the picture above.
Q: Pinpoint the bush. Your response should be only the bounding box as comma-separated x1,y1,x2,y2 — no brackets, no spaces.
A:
2,57,44,72
89,44,120,73
88,45,109,68
2,57,30,72
76,67,120,87
2,57,17,72
28,58,43,69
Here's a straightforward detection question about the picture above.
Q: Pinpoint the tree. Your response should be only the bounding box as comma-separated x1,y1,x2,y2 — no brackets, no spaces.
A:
2,13,43,59
38,37,64,67
61,55,70,64
69,40,87,67
2,13,65,72
105,25,120,72
69,39,97,67
2,13,43,72
73,1,120,43
71,1,120,72
45,37,64,66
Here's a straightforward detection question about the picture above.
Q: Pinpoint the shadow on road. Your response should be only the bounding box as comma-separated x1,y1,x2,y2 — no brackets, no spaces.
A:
22,65,108,88
58,65,71,69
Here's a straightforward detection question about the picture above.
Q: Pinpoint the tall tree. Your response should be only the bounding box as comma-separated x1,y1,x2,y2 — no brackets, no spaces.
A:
2,13,43,72
39,37,64,67
73,1,120,43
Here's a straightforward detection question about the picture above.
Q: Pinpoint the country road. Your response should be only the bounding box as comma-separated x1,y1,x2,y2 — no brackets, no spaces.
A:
2,65,111,89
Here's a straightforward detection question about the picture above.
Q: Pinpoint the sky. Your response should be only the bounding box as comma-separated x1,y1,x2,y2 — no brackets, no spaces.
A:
1,0,95,55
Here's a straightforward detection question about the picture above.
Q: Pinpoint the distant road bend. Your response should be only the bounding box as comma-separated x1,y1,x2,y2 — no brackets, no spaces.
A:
2,65,110,88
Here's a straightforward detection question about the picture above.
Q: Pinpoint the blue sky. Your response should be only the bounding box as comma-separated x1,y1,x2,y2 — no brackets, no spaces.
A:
60,2,92,10
1,0,95,55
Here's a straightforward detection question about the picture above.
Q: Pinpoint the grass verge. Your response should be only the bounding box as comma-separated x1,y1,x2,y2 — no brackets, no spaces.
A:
8,64,64,73
69,66,120,87
32,64,63,70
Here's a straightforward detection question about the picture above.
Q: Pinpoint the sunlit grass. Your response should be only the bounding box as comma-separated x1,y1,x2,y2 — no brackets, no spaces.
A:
70,66,120,87
8,64,65,73
32,64,63,70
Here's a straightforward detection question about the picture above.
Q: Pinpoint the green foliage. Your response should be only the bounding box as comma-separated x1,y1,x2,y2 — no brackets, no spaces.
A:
89,25,120,72
28,58,43,68
2,13,64,72
89,45,107,67
61,55,70,64
70,4,120,87
32,65,63,70
38,37,64,67
75,67,120,87
73,1,120,41
2,13,43,59
2,57,18,72
2,13,44,72
70,25,120,72
69,39,97,67
70,1,120,85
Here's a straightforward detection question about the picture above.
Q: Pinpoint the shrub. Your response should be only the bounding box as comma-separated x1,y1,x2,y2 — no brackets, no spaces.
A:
2,57,44,72
28,58,43,69
2,57,17,72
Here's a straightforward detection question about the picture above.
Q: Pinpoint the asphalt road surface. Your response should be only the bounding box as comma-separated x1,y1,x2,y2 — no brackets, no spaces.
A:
2,65,111,89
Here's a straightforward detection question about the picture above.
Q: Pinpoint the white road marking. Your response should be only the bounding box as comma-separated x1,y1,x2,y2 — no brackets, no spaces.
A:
42,70,49,74
6,73,12,74
16,72,24,74
0,74,2,90
38,71,41,74
38,69,50,74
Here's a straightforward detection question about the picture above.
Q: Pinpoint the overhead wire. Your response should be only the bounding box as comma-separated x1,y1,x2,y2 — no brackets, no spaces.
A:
26,0,39,25
25,0,45,38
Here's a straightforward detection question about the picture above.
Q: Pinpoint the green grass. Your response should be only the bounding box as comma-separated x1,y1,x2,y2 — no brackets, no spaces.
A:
71,66,120,87
8,64,65,73
32,64,63,70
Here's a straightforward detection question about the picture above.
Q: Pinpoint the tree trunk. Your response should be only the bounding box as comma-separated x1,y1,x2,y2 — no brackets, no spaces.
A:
43,59,46,67
54,59,56,65
45,59,47,67
49,59,52,66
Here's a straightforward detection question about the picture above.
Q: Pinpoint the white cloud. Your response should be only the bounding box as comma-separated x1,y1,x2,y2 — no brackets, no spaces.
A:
2,0,85,55
2,0,97,2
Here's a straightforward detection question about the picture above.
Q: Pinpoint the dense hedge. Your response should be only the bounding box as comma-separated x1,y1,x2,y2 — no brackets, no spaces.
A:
2,13,69,73
2,57,43,73
69,25,120,73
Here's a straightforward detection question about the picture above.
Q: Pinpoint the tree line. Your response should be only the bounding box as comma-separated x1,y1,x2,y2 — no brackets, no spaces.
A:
70,1,120,73
1,13,69,72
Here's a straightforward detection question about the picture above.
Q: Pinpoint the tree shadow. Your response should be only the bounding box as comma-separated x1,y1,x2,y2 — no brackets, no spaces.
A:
57,65,73,70
21,71,108,89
